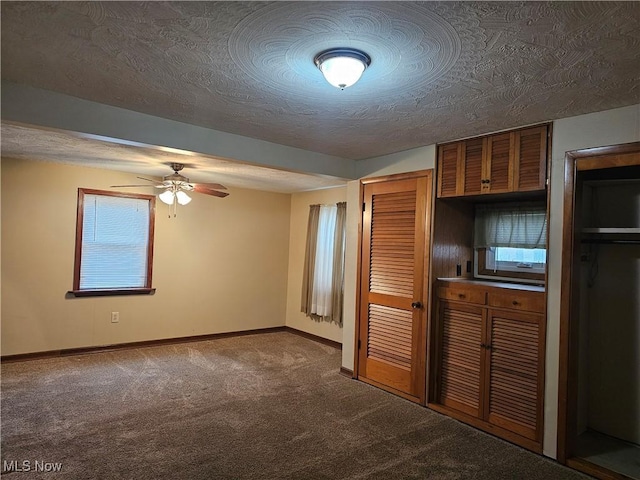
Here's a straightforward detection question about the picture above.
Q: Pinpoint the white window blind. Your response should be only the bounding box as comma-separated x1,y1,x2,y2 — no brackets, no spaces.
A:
80,194,150,289
474,202,547,249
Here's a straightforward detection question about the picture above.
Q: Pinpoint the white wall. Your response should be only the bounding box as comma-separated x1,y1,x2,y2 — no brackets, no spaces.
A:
1,158,292,355
342,180,362,371
356,145,436,179
285,186,347,343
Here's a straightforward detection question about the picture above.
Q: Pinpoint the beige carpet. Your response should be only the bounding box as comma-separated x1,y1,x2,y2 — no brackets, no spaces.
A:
1,331,588,479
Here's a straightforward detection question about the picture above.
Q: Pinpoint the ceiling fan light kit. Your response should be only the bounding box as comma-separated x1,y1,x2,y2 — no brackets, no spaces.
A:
158,189,192,206
314,48,371,90
158,190,175,205
175,190,192,205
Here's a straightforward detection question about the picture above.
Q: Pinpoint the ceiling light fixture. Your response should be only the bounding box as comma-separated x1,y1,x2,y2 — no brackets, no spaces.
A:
314,48,371,90
159,189,191,206
175,190,192,206
158,190,175,205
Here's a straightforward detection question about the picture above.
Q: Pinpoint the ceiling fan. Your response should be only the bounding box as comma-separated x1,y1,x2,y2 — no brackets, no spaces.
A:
112,163,229,207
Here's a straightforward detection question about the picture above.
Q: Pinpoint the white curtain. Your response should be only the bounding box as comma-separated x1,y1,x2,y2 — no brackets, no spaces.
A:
474,202,547,248
301,203,346,324
311,205,337,316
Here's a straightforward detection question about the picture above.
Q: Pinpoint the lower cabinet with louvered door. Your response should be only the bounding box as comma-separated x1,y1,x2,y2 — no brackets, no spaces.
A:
437,300,485,418
431,279,546,453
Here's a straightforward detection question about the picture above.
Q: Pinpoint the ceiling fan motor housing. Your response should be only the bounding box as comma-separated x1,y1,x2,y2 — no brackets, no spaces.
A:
162,163,193,190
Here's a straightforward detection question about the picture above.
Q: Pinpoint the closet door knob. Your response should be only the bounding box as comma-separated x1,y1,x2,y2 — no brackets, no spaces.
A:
411,301,422,309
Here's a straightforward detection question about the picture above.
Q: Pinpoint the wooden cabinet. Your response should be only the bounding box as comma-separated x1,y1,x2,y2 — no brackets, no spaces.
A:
437,125,549,198
438,299,485,418
431,279,546,452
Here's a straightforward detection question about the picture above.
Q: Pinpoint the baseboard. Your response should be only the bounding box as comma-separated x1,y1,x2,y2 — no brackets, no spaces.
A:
1,326,288,363
2,326,345,364
284,326,342,350
566,457,632,480
339,367,354,378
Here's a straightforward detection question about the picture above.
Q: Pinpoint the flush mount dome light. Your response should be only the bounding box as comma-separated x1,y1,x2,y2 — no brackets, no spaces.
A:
314,48,371,90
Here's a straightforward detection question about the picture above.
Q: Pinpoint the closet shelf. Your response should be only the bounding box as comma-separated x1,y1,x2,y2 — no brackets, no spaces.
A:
581,227,640,234
581,227,640,244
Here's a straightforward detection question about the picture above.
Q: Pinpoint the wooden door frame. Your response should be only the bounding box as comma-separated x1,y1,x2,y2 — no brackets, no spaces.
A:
557,141,640,467
354,169,434,404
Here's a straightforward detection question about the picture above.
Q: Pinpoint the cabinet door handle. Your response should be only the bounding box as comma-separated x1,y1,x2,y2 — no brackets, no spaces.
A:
512,300,520,306
458,293,466,299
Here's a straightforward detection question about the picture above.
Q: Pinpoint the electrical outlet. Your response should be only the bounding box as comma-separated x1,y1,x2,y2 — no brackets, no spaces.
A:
111,312,120,323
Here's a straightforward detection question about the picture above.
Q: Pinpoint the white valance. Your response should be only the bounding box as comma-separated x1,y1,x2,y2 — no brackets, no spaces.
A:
474,202,547,249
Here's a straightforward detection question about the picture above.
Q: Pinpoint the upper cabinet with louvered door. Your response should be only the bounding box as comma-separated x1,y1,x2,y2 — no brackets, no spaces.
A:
463,137,485,196
513,126,548,192
437,143,463,197
483,132,514,194
436,124,549,198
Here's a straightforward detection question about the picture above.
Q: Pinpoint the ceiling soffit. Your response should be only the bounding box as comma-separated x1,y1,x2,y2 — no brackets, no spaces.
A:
0,123,346,193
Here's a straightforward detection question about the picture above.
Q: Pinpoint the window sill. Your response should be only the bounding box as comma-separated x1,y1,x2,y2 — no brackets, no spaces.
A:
67,288,156,298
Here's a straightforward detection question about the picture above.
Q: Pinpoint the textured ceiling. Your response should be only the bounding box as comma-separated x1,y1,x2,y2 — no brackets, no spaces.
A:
1,1,639,185
0,123,344,193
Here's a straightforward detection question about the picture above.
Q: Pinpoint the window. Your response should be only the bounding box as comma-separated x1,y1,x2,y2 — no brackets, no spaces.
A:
70,189,156,296
301,202,346,324
474,202,547,284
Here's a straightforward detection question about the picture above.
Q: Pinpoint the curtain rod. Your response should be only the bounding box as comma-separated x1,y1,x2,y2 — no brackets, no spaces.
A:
310,202,346,207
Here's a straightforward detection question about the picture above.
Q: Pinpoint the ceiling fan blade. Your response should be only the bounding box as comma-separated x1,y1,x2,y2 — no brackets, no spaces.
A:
110,184,158,188
193,185,229,198
194,182,227,190
136,176,162,184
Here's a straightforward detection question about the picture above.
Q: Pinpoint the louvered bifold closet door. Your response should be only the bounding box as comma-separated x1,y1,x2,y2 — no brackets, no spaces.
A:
485,310,544,441
358,174,431,401
438,301,485,417
484,132,514,194
514,126,547,192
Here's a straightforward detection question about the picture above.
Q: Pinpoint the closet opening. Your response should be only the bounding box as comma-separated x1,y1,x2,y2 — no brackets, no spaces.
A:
559,143,640,480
